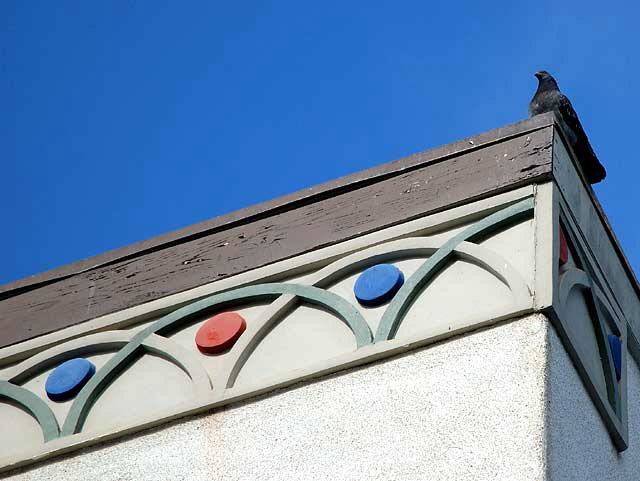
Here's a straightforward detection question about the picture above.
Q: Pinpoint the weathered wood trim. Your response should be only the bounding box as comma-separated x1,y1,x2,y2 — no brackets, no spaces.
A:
0,113,557,298
0,120,555,349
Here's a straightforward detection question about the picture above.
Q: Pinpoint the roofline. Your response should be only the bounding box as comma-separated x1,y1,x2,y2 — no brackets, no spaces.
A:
0,112,557,298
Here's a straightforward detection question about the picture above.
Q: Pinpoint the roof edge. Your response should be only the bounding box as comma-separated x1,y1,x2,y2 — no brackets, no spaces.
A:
0,113,556,297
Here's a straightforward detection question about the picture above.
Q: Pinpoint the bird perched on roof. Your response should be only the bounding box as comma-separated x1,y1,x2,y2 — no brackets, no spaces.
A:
528,70,606,184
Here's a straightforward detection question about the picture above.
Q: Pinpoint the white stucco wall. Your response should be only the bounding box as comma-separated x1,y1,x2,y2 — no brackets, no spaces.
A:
547,324,640,481
6,314,549,481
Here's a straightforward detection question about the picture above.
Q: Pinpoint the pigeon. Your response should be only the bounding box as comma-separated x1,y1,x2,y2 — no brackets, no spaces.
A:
529,70,606,184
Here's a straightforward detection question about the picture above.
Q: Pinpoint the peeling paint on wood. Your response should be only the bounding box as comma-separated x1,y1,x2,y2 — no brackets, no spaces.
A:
0,121,555,349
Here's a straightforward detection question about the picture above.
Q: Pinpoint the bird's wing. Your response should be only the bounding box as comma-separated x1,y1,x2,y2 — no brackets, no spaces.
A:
557,94,583,137
557,93,607,183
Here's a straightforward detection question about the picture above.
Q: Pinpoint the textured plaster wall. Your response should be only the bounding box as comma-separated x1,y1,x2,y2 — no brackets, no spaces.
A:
547,325,640,481
6,315,549,481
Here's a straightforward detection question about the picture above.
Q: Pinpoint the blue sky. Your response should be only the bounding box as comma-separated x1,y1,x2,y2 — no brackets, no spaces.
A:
2,1,639,284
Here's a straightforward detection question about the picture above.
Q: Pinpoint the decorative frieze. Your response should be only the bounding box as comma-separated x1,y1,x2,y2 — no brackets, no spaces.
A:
1,188,537,472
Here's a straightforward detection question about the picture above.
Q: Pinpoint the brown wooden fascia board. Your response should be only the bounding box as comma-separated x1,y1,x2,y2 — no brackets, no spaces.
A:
0,112,557,298
0,119,555,349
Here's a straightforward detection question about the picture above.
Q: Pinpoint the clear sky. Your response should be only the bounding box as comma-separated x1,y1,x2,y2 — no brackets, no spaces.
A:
2,1,639,285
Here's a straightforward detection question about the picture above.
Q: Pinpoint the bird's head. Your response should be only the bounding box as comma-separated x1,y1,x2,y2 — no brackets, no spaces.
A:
534,70,554,81
534,70,559,90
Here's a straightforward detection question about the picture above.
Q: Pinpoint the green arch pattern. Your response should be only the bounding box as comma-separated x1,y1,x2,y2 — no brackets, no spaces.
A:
61,283,372,436
0,380,60,442
375,196,535,341
1,196,534,441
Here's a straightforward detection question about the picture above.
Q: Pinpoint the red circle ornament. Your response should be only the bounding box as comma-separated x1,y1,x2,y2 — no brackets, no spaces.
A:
195,312,246,353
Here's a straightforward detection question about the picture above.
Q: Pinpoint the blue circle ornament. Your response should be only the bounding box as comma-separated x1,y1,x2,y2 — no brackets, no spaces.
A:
354,264,405,307
45,358,96,402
